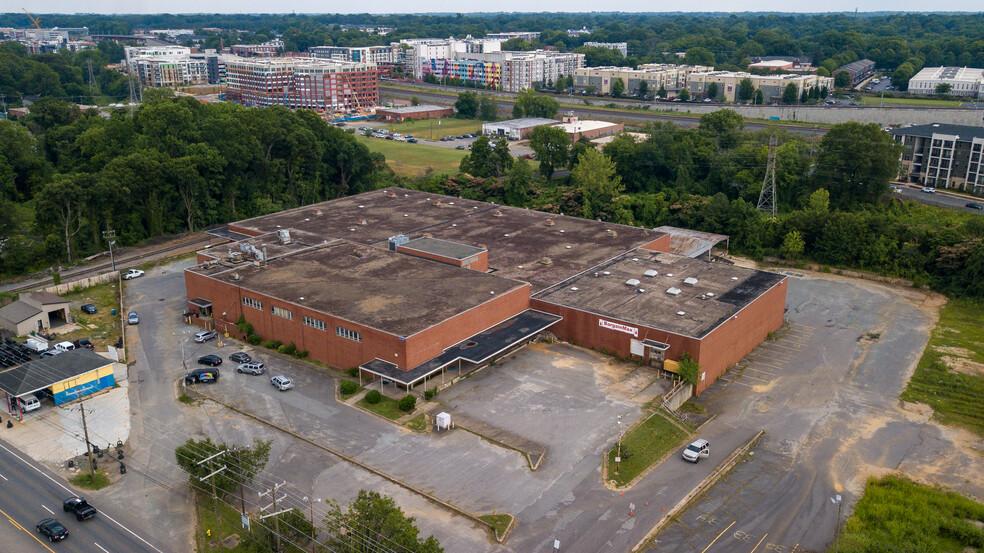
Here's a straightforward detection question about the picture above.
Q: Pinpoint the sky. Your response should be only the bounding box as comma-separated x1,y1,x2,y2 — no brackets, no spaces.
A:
19,1,984,15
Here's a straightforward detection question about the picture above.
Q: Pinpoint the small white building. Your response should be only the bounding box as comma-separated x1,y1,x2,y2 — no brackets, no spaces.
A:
908,67,984,97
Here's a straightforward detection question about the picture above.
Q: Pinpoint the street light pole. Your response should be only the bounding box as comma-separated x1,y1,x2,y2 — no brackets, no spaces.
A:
832,493,843,553
102,229,117,272
615,415,623,475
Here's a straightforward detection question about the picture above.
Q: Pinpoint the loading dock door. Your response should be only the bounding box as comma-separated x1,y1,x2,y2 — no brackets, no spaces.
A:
643,339,670,371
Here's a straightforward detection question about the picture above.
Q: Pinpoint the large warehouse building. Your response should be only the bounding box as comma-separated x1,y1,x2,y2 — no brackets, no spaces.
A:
185,188,786,394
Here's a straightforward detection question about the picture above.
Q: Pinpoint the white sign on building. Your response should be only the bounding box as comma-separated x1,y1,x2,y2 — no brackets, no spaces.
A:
599,319,638,337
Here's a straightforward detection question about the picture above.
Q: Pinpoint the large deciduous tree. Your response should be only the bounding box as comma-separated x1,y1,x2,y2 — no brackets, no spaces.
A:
528,125,570,177
812,122,903,209
571,148,629,223
322,490,443,553
174,437,271,497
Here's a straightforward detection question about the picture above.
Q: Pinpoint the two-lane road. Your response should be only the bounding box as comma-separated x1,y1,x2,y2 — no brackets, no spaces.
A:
0,440,167,553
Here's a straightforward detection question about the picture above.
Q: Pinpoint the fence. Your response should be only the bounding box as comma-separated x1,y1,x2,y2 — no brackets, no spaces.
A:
43,271,118,295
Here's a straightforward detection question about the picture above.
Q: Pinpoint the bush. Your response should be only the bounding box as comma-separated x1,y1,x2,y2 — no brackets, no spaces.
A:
398,395,417,412
347,367,358,377
678,353,700,387
295,350,308,359
365,390,382,404
247,333,262,345
339,381,358,395
262,340,283,350
424,389,437,400
278,342,296,356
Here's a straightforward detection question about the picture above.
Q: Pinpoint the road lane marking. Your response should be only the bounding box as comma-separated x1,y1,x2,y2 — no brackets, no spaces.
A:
0,441,165,553
0,472,7,480
42,504,54,514
0,507,57,553
701,520,736,553
750,533,768,552
95,542,110,553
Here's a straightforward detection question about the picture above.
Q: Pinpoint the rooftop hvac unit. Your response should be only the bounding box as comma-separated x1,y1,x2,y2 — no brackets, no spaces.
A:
625,278,641,287
277,228,292,244
388,234,409,251
643,269,659,277
676,311,686,316
684,277,699,286
229,251,243,263
666,287,681,296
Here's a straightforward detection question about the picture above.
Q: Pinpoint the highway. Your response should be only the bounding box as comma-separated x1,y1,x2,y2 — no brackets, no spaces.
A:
894,185,984,213
0,440,167,553
380,85,829,137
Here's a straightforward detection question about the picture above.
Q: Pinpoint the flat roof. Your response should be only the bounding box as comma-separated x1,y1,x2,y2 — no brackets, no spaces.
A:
0,349,112,397
653,226,729,258
890,124,984,142
377,105,451,114
533,251,785,339
483,118,558,130
553,120,619,133
400,237,485,260
188,240,526,337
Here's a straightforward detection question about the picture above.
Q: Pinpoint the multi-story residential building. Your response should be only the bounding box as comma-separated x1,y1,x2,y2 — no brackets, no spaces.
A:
891,124,984,191
451,50,585,92
308,45,400,65
567,27,592,37
833,59,876,87
225,58,378,111
583,42,628,57
124,46,209,87
686,71,833,102
486,31,541,42
420,59,501,89
573,64,712,95
398,37,503,77
907,67,984,97
230,39,284,57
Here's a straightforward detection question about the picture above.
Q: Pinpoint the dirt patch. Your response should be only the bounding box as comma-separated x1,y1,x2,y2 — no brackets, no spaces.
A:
940,356,984,376
857,331,882,344
898,401,934,423
936,346,975,357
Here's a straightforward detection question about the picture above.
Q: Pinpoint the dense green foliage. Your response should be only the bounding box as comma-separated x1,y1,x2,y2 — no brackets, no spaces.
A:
837,475,984,553
323,490,443,553
174,438,272,497
0,41,133,105
0,97,385,275
398,394,417,412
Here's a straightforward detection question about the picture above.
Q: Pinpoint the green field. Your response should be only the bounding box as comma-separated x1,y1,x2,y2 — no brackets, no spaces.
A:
382,117,481,140
835,475,984,553
356,393,405,420
607,410,690,487
355,134,465,177
405,413,427,431
900,299,984,436
859,95,964,108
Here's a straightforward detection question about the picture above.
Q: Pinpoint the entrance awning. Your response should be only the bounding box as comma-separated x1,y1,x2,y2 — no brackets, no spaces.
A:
360,309,562,387
188,298,212,309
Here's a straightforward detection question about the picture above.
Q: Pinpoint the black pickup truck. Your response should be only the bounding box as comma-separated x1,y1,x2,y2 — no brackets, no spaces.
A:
63,496,97,521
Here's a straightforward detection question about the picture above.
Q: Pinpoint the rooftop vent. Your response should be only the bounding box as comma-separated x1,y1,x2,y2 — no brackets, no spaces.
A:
493,210,503,217
358,205,365,209
607,229,617,237
571,286,579,291
602,271,611,276
666,273,674,277
643,269,659,277
433,200,442,206
504,233,510,237
637,288,646,293
594,272,600,277
632,258,639,262
684,277,699,286
353,249,369,258
539,257,553,265
315,209,323,216
625,278,641,286
667,287,681,296
545,219,555,226
731,276,739,281
559,229,565,233
304,218,310,222
403,214,409,217
706,292,715,298
448,202,455,205
386,190,397,197
277,229,292,244
676,311,686,316
229,251,243,263
231,273,241,281
565,245,572,249
358,218,368,226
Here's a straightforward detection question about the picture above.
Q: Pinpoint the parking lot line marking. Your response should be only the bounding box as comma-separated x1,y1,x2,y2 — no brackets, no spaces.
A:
729,380,756,389
759,346,795,355
0,472,7,481
767,342,802,352
750,360,785,370
737,373,769,383
743,366,776,376
701,520,736,553
756,354,794,365
789,322,816,329
95,542,110,553
749,533,768,553
42,504,53,514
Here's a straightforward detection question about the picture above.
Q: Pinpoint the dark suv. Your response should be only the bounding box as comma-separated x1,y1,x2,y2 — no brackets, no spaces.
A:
185,368,220,384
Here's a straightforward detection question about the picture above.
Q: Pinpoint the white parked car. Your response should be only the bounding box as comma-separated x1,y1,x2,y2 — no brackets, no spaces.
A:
122,269,145,280
921,187,936,194
271,376,293,391
682,438,710,463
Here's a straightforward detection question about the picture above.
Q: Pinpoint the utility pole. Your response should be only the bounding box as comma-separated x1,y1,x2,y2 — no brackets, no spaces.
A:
102,229,117,272
303,495,320,552
757,132,779,218
197,450,228,540
0,94,7,118
87,60,97,98
127,75,138,117
79,400,95,478
259,482,289,553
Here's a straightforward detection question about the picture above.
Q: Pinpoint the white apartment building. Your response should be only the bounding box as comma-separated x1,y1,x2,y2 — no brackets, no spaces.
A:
583,42,628,57
398,37,503,77
908,67,984,97
486,31,541,41
463,50,586,92
573,64,712,95
124,46,209,87
686,71,834,102
308,45,400,65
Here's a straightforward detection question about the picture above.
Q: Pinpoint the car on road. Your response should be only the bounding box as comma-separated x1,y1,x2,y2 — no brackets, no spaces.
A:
80,304,97,314
890,185,902,192
198,354,222,366
921,187,936,194
194,330,217,343
229,352,252,363
36,518,69,542
407,138,418,143
271,375,293,391
237,362,266,375
456,145,466,150
966,202,984,210
185,368,219,384
127,311,139,325
122,269,145,280
682,438,710,463
522,154,534,159
63,497,97,521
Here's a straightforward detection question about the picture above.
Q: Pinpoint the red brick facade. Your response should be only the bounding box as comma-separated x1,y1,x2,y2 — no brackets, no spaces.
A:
396,245,488,272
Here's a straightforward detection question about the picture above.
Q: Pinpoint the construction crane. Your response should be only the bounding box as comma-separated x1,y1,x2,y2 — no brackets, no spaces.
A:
22,8,42,30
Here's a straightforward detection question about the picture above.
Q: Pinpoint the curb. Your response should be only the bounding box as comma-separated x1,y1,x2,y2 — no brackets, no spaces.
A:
602,409,697,491
455,424,545,472
630,429,765,552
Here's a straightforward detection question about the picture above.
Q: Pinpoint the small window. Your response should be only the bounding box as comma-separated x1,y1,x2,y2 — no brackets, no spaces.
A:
303,316,326,331
336,326,362,342
242,297,262,310
271,306,293,320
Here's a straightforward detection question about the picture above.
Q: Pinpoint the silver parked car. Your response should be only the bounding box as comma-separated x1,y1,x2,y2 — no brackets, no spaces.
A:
270,376,293,391
194,330,217,343
127,311,139,325
237,362,266,375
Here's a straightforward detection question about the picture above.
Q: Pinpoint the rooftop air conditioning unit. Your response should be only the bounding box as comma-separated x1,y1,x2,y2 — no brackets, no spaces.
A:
277,229,292,244
643,269,658,277
625,279,641,287
684,277,699,286
667,287,681,296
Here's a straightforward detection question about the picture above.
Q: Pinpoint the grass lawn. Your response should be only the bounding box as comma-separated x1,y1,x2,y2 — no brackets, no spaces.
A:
382,117,481,141
56,281,123,349
836,475,984,553
196,495,254,553
607,410,689,487
479,513,514,541
405,413,427,432
356,393,405,420
900,299,984,437
859,95,964,108
69,471,111,490
354,134,465,177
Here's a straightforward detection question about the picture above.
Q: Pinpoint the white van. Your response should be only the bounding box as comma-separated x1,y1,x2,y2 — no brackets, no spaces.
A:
17,394,41,412
54,341,76,352
25,338,49,353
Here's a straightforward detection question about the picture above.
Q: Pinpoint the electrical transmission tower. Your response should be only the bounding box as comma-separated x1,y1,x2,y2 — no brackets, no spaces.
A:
87,60,97,98
757,133,779,218
127,75,138,117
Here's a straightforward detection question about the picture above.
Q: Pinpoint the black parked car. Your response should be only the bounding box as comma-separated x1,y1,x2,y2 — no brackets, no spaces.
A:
229,352,252,363
185,368,220,384
36,518,69,542
966,202,984,211
80,304,97,314
198,355,222,366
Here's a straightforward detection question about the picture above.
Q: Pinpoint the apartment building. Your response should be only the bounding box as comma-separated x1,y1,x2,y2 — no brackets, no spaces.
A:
420,58,501,89
572,64,712,95
686,71,833,102
486,31,541,41
891,124,984,191
308,45,400,65
583,42,628,57
908,67,984,97
225,57,378,111
398,37,503,77
833,59,876,87
124,46,210,87
462,50,585,92
230,39,284,57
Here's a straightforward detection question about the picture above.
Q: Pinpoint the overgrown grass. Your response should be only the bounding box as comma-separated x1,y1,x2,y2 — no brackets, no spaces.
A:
178,393,194,404
196,495,254,553
835,475,984,553
859,95,964,108
384,117,481,140
69,471,111,490
479,513,513,541
354,134,466,176
57,281,122,349
405,413,427,432
678,400,707,415
607,410,689,487
900,299,984,437
356,393,405,420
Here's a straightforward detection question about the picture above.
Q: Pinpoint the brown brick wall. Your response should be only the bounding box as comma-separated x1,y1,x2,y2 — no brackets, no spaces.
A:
463,251,488,272
395,246,489,273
